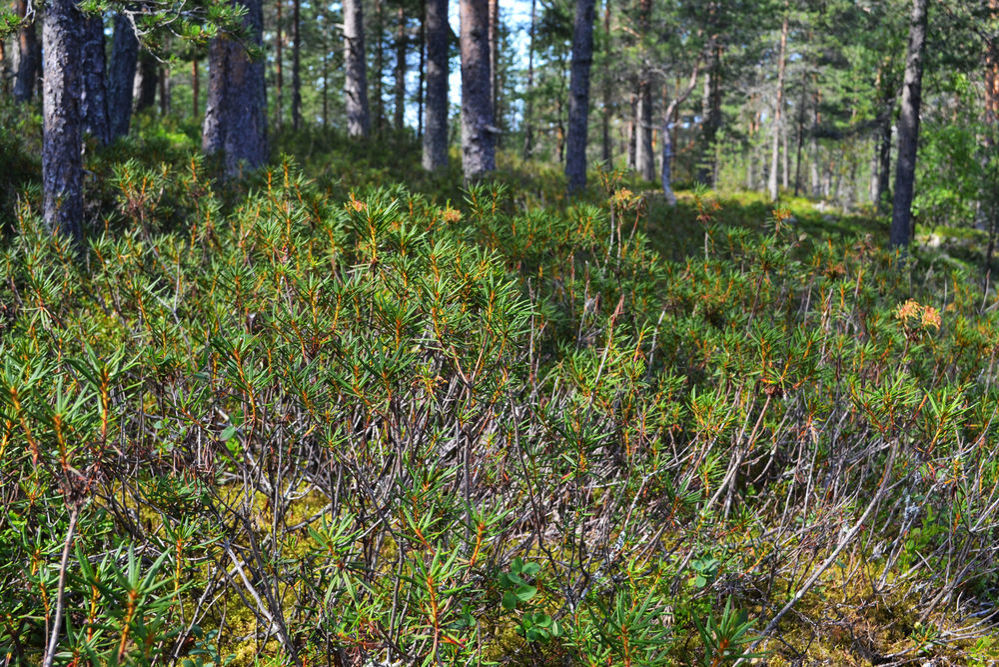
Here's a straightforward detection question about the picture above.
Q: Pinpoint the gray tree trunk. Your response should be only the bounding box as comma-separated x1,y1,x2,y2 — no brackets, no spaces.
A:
422,0,448,170
394,4,406,130
600,0,611,165
81,17,110,145
292,0,302,130
344,0,371,137
42,0,83,238
13,0,38,103
522,0,536,158
565,0,596,193
202,0,268,176
890,0,928,248
768,9,789,202
108,14,138,140
460,0,495,180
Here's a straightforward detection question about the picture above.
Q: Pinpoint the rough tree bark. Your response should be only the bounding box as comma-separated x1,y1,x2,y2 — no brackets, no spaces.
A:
344,0,371,137
275,0,283,127
768,7,789,202
202,0,268,176
292,0,302,130
460,0,495,180
635,0,654,182
422,0,448,170
373,0,385,132
565,0,596,193
134,51,159,113
488,0,500,137
13,0,39,103
890,0,928,248
108,14,138,140
600,0,612,164
42,0,83,238
522,0,537,158
394,4,407,130
81,16,110,145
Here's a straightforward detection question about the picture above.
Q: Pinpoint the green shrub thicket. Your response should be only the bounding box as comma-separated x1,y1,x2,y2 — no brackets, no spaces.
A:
3,147,999,665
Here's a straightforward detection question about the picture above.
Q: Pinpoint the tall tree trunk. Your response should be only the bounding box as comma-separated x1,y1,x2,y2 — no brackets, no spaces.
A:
344,0,371,137
192,58,200,119
276,0,283,127
394,4,407,130
417,0,426,138
488,0,500,141
874,66,896,213
661,63,700,205
373,0,385,133
793,75,806,197
635,0,654,181
0,38,7,96
202,0,268,177
890,0,928,248
600,0,611,164
983,0,999,271
13,0,38,103
522,0,537,158
422,0,448,170
134,51,158,113
322,38,329,127
460,0,495,180
292,0,301,129
768,8,789,202
698,43,722,186
81,17,110,145
159,65,171,115
565,0,596,193
627,91,637,169
42,0,83,238
108,14,138,140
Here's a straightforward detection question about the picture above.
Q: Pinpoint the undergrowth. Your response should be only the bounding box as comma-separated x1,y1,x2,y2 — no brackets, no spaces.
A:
3,125,999,666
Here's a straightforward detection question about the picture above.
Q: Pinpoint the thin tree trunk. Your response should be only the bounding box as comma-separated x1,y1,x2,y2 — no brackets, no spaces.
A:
109,14,138,140
202,0,269,177
794,74,806,197
192,58,200,119
627,91,637,169
890,0,928,248
0,38,7,96
523,0,536,158
600,0,611,164
344,0,371,137
698,43,722,186
13,0,38,103
394,4,407,130
460,0,495,180
768,7,789,202
374,0,385,133
489,0,501,143
292,0,302,129
159,65,170,116
635,0,653,181
422,0,448,170
322,41,329,127
42,0,83,238
276,0,283,127
134,51,158,112
565,0,597,193
810,81,820,196
81,17,111,145
661,62,701,205
417,0,426,138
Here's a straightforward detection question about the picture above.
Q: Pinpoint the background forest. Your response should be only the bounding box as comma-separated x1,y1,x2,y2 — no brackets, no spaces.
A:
4,0,999,665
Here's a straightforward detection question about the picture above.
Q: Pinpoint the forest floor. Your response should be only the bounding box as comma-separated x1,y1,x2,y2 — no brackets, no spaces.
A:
4,114,999,665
